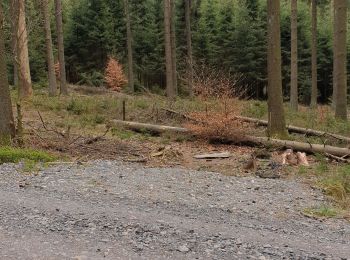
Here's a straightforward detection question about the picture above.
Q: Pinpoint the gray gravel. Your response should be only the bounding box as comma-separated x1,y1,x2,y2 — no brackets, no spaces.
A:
0,160,349,259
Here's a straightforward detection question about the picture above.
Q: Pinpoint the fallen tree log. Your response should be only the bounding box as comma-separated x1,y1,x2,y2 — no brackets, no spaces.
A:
110,120,350,158
242,136,350,157
235,116,350,143
111,120,189,134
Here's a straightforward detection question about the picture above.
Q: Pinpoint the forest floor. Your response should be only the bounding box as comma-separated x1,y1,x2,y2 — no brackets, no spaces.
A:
0,86,349,258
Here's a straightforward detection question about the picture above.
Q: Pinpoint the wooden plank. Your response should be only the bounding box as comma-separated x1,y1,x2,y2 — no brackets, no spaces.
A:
194,152,231,159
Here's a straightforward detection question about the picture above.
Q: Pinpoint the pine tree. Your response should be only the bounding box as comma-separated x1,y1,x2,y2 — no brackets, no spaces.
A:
12,0,33,99
164,0,175,98
290,0,298,111
130,0,163,88
310,0,318,108
65,0,115,83
185,0,194,96
124,0,134,92
193,0,218,64
170,0,177,95
41,0,57,96
55,0,68,95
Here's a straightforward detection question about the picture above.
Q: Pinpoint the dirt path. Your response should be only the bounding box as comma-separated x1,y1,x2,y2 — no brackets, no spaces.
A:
0,161,349,259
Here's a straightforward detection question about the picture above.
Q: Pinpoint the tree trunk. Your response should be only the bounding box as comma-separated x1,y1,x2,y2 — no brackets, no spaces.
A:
41,0,57,97
55,0,68,95
185,0,193,97
332,2,337,109
164,0,175,98
310,0,318,108
267,0,287,137
290,0,298,111
10,2,18,87
170,0,177,95
0,4,15,144
334,0,347,120
124,0,134,92
13,63,18,86
14,0,33,100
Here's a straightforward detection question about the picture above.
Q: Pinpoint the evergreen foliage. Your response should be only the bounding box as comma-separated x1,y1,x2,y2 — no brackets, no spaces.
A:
2,0,348,103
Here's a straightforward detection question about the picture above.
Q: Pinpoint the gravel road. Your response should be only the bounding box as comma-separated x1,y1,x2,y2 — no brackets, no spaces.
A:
0,160,349,260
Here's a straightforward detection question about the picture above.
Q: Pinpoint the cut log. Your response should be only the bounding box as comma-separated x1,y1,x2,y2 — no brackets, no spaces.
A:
110,120,350,158
235,116,350,143
111,120,189,134
296,152,310,166
194,152,231,159
243,135,350,157
281,149,296,165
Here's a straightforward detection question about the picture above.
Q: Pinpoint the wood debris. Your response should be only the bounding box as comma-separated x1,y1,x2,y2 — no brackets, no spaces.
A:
297,152,310,166
194,152,231,160
243,154,257,171
282,149,309,166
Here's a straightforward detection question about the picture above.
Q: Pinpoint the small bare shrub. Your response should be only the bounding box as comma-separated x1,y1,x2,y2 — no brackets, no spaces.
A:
189,62,247,100
185,99,252,142
184,62,252,142
104,57,128,91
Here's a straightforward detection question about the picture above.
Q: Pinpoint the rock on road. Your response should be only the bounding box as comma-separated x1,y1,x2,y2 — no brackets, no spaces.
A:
0,160,349,259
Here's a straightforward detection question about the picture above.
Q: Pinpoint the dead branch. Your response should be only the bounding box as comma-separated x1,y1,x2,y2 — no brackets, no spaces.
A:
37,111,66,138
325,153,350,163
84,127,110,145
123,157,147,163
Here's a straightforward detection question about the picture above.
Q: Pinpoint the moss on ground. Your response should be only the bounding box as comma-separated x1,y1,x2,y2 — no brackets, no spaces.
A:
0,147,56,164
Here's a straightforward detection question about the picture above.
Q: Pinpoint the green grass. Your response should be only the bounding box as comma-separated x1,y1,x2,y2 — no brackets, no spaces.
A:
22,159,42,173
304,205,338,218
0,147,56,164
18,88,350,139
242,101,267,119
67,99,87,115
242,101,350,138
26,89,215,133
111,128,136,140
299,157,350,214
314,153,329,174
318,165,350,209
305,158,350,211
297,165,308,175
